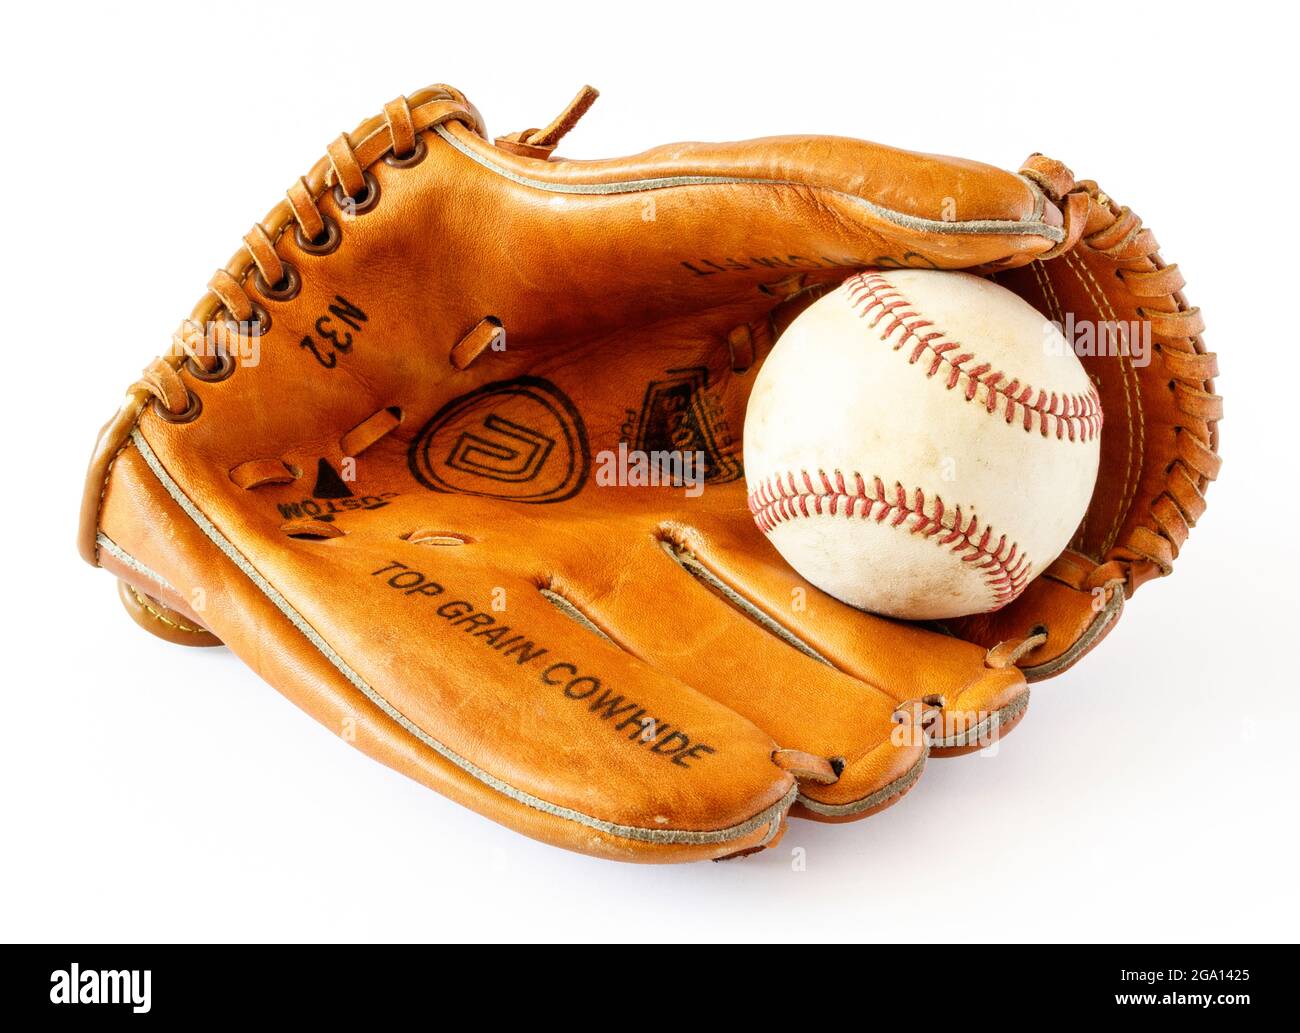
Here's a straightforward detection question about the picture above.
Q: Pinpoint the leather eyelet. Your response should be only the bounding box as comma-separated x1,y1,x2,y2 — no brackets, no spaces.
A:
296,217,342,256
333,172,380,216
384,135,428,169
222,302,271,337
185,351,236,383
153,391,202,424
252,302,271,335
253,262,301,302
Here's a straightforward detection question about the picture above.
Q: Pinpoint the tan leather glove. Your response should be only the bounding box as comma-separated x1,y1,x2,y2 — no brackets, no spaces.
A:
78,85,1219,862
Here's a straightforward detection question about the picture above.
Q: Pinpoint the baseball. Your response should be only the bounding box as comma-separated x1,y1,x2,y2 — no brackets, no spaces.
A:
744,268,1102,620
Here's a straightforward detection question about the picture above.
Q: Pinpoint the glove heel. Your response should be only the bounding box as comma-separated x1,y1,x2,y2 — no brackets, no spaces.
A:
116,579,222,648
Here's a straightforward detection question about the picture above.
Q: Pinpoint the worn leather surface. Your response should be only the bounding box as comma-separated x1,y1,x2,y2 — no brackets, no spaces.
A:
78,85,1219,861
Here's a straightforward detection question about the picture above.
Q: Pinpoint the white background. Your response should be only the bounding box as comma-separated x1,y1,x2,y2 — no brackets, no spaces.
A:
3,0,1295,943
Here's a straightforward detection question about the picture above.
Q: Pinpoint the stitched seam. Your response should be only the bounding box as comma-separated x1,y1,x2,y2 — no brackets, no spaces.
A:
1065,250,1142,554
1024,259,1091,550
1028,259,1065,327
125,584,208,635
748,469,1033,610
845,271,1102,443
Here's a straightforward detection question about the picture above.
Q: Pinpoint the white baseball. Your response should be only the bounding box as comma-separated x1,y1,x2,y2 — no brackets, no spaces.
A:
744,268,1102,620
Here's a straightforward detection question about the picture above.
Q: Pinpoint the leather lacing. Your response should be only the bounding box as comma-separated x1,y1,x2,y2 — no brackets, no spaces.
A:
122,86,598,537
494,85,598,160
1020,155,1221,592
131,87,492,424
134,87,602,424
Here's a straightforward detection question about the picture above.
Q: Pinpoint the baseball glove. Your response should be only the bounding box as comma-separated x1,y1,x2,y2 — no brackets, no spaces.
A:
78,84,1219,862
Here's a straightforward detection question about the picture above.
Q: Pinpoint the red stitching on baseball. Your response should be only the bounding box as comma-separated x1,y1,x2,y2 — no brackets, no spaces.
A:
845,271,1103,443
747,469,1033,610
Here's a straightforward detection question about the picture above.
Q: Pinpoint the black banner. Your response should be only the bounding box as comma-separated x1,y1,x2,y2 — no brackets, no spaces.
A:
1,946,1278,1022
